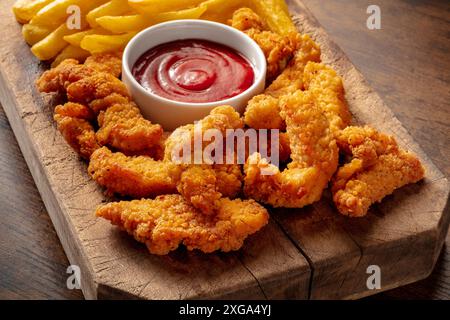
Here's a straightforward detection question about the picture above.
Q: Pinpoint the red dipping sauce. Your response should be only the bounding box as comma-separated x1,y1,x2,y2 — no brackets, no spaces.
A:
132,39,255,103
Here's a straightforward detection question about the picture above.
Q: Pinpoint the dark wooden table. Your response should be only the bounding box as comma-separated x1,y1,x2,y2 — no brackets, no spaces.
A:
0,0,448,299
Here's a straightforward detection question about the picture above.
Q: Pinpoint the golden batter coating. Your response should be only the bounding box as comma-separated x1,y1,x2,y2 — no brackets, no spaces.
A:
96,195,269,255
244,90,339,208
332,126,425,217
53,102,99,159
164,105,244,214
88,147,183,198
230,8,298,82
303,62,351,135
96,102,163,152
244,35,321,130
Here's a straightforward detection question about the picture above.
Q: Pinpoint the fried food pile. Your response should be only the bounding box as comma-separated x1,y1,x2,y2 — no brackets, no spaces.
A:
34,4,425,255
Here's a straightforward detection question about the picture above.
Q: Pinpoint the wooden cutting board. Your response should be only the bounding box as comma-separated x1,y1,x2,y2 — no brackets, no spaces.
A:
0,0,448,300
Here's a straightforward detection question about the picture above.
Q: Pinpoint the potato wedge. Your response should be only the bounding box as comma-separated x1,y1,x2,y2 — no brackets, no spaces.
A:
128,0,205,16
31,23,83,60
86,0,131,28
80,32,137,54
13,0,54,24
31,0,109,29
22,23,52,46
52,45,90,67
96,4,207,34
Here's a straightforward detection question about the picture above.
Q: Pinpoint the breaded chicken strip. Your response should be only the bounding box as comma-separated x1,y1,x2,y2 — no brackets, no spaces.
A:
53,102,99,159
165,106,244,215
96,102,163,152
96,195,269,255
66,73,130,105
37,56,163,154
332,126,425,217
244,35,321,129
89,147,183,198
36,59,94,93
303,62,351,135
84,52,122,78
164,105,244,162
89,148,243,205
36,53,122,93
244,90,339,207
230,8,298,82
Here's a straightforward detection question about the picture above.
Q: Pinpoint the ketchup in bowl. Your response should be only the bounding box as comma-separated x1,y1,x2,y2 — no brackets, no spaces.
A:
132,39,255,103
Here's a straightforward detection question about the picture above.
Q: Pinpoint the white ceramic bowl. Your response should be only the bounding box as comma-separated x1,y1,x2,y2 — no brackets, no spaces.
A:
122,20,267,131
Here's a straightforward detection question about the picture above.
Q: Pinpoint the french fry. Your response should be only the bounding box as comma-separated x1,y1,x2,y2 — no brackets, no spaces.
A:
52,45,90,67
80,32,137,54
22,23,52,46
128,0,205,16
201,0,250,24
31,23,82,60
31,0,109,30
96,4,208,34
86,0,131,28
63,28,110,46
249,0,296,35
13,0,54,24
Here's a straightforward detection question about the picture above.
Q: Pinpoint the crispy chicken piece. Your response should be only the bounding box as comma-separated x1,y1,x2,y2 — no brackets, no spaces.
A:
84,52,122,78
88,92,130,114
164,105,244,215
67,73,163,153
88,147,183,198
96,102,163,152
244,90,339,208
164,105,244,162
229,7,266,31
244,34,321,129
53,102,99,159
36,53,122,93
66,73,130,105
36,59,94,93
230,8,298,82
177,166,222,215
332,126,425,217
303,62,351,135
37,55,163,154
96,195,269,255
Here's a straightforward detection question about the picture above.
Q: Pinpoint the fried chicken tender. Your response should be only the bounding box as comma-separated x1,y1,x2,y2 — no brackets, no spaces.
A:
36,53,122,93
244,90,339,207
165,105,244,215
84,52,122,78
177,166,222,215
244,34,321,129
53,102,99,159
230,8,298,82
89,147,183,198
96,102,163,152
36,59,94,93
37,55,164,155
66,73,130,105
332,126,425,217
303,62,351,135
96,195,269,255
164,105,245,162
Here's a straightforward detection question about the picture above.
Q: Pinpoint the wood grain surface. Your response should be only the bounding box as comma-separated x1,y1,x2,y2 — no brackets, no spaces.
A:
0,0,449,299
